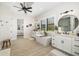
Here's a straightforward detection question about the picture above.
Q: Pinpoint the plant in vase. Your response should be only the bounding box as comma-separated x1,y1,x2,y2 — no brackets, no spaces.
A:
44,29,47,36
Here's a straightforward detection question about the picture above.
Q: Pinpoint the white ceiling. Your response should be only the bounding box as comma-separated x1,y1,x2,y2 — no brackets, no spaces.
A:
0,2,62,17
31,2,61,16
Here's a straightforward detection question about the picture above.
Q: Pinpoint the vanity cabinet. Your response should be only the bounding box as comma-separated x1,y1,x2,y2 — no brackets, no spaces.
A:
71,37,79,55
53,15,79,55
52,34,72,54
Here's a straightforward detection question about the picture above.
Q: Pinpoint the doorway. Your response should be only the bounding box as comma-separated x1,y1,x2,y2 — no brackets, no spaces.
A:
17,19,24,39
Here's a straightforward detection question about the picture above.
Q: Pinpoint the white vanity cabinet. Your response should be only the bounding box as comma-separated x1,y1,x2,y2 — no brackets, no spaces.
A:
52,34,72,54
71,37,79,56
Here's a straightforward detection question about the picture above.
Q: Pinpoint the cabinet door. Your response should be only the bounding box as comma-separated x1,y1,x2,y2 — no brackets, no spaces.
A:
54,36,63,50
62,37,72,53
52,35,72,54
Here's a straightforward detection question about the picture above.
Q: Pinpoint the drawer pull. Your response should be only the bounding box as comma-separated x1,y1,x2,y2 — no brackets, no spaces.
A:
74,52,79,55
74,45,79,47
61,40,64,44
75,40,79,41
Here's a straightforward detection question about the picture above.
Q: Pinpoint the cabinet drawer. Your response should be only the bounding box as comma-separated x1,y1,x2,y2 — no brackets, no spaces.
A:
72,50,79,56
72,52,79,55
72,46,79,52
72,45,79,55
72,41,79,45
75,37,79,41
72,49,79,53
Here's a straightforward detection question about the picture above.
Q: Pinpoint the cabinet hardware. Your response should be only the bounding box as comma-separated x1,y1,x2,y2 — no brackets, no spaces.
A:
74,52,79,55
74,45,79,47
75,40,79,41
53,39,55,40
61,40,64,43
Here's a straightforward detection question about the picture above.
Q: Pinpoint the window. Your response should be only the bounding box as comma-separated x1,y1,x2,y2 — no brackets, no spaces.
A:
40,17,54,31
41,20,46,30
47,17,54,31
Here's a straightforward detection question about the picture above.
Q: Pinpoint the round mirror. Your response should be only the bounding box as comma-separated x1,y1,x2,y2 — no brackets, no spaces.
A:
58,15,79,32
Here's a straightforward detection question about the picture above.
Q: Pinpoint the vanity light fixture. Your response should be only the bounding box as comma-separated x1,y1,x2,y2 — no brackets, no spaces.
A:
60,10,74,15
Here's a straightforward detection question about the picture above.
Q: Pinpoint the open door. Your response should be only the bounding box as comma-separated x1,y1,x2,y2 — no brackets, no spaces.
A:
17,19,24,39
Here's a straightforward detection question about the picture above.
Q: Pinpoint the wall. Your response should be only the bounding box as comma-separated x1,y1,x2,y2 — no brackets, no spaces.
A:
0,16,17,41
24,15,35,38
0,3,17,40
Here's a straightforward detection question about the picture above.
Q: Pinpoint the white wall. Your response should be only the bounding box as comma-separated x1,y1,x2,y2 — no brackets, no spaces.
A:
0,17,17,41
0,16,17,41
0,3,17,41
24,15,35,38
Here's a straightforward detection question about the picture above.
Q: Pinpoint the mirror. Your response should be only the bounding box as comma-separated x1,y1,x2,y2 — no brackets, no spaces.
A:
58,15,79,32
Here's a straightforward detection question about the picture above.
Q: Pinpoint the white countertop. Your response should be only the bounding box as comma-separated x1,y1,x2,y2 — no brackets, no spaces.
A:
54,33,79,38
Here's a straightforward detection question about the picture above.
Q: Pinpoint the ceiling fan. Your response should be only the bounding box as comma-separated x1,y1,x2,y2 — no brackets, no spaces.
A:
14,2,33,13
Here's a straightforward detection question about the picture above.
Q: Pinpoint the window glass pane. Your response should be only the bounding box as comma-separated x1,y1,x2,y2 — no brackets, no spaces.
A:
41,20,46,30
47,17,54,31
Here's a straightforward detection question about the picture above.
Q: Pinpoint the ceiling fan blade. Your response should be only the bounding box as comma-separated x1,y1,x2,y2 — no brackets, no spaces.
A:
24,10,27,13
26,7,32,9
20,3,24,8
26,9,32,12
14,6,21,9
